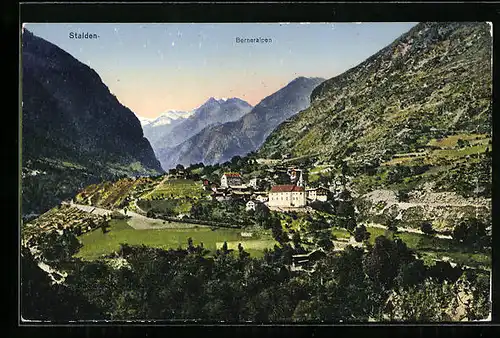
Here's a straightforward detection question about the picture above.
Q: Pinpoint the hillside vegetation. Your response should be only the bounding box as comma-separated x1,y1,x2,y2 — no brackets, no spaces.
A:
258,22,492,228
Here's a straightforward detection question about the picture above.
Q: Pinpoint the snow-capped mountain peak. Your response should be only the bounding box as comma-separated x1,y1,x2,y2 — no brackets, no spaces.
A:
137,116,155,126
147,110,194,127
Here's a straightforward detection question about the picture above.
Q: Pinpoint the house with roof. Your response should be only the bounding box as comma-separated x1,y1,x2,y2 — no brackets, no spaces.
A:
291,248,327,272
268,184,306,208
254,194,268,203
306,186,330,202
249,177,259,189
231,190,252,201
221,172,243,188
246,200,257,211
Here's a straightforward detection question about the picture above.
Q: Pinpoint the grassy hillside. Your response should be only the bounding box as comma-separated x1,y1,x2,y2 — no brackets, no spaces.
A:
258,23,491,223
259,22,491,170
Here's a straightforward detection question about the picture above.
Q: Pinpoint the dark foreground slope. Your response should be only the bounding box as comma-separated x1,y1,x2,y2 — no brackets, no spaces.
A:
22,29,163,215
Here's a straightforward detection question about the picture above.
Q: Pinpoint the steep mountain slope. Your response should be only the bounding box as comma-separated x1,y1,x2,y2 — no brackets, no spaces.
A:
153,97,253,151
152,97,253,169
157,77,325,169
259,22,492,163
22,29,164,215
257,22,492,229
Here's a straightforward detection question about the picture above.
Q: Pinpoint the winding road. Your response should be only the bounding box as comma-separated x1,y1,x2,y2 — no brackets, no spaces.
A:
363,222,453,240
63,201,204,230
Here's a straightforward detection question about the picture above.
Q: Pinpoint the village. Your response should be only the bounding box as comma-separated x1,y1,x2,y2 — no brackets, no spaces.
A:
200,166,341,213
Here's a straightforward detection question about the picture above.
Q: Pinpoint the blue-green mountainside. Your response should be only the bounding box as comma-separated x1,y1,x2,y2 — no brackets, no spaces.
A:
157,76,324,169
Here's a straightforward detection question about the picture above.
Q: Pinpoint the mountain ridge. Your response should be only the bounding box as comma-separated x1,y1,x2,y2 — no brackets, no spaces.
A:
259,22,492,163
149,97,254,169
22,29,163,215
157,76,325,169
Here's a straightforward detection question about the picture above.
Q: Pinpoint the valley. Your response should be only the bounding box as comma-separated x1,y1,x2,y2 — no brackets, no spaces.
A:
21,22,492,322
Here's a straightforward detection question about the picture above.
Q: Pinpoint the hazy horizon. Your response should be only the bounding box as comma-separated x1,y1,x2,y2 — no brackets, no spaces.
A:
23,22,418,118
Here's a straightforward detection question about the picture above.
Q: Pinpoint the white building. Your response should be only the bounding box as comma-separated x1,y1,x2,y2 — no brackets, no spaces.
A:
268,185,306,208
255,195,268,203
249,178,259,189
221,172,243,188
297,170,305,187
246,200,257,211
306,187,329,202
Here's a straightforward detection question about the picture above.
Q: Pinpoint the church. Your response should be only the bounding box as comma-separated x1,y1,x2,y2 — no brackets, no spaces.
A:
268,185,306,208
268,168,307,208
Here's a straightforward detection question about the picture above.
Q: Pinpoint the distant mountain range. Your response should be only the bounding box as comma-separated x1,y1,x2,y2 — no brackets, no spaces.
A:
140,110,194,127
155,76,325,170
147,97,253,169
140,110,194,145
21,29,163,215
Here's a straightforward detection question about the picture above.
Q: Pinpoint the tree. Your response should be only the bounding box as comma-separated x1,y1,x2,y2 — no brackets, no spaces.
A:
457,139,470,148
340,161,350,185
255,206,272,228
187,237,195,253
386,214,400,236
345,218,357,233
230,155,242,167
459,270,491,320
271,218,288,245
292,231,302,249
337,188,357,232
237,243,250,260
388,278,455,321
452,218,488,248
395,259,427,289
21,247,103,320
420,222,434,235
397,189,410,203
316,230,334,251
354,224,371,243
100,221,109,234
363,236,400,290
38,229,83,262
176,164,185,171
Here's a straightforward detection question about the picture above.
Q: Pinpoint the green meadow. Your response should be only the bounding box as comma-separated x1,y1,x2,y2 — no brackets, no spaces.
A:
75,219,276,260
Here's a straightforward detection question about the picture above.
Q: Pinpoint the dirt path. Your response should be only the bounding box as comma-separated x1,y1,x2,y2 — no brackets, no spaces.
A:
394,201,488,209
68,202,207,230
142,175,170,200
363,222,453,240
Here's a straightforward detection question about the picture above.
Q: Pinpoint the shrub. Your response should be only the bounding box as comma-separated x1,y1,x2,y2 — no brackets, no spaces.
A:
111,210,127,219
420,222,434,235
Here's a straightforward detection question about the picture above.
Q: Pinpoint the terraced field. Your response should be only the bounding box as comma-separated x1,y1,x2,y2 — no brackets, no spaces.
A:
22,204,108,241
427,133,490,148
143,179,208,200
75,176,161,207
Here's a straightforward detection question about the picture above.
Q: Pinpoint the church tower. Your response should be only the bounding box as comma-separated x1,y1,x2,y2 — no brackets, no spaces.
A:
297,170,304,187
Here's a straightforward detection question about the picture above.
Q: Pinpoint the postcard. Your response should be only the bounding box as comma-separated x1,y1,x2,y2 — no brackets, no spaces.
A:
20,21,492,323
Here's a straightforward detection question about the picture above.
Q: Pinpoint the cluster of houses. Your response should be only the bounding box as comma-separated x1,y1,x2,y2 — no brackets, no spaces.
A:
202,168,336,212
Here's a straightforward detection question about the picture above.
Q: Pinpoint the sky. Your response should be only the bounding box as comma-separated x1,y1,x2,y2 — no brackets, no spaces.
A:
24,22,418,118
